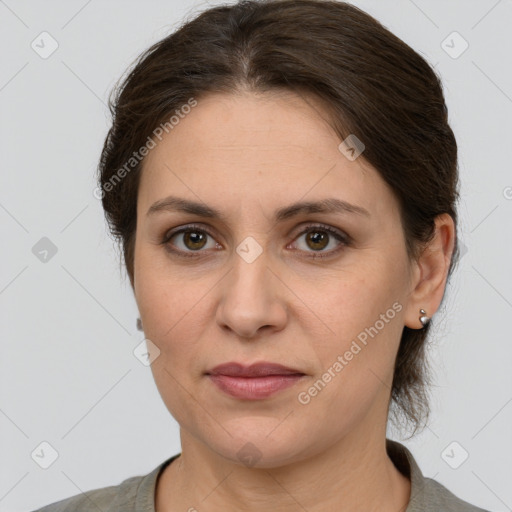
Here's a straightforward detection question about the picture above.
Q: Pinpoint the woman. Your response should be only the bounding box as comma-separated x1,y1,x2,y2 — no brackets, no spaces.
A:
33,0,492,510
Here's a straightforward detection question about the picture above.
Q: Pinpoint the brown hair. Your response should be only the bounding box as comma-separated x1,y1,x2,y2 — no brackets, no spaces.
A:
98,0,460,437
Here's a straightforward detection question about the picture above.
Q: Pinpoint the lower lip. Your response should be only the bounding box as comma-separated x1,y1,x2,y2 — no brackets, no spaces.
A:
207,374,305,400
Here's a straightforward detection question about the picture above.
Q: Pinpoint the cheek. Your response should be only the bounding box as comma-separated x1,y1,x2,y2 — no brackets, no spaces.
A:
308,259,406,394
134,249,202,356
136,264,210,427
317,261,404,340
295,287,404,441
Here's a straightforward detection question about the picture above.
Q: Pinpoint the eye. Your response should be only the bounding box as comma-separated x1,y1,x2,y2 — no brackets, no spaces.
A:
288,224,349,258
162,224,221,257
161,222,350,259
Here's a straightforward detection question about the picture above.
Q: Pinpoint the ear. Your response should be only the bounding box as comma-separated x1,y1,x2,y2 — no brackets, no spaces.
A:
404,213,456,330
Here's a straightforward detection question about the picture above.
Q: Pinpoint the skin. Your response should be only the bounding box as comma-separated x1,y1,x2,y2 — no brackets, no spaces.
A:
132,90,455,512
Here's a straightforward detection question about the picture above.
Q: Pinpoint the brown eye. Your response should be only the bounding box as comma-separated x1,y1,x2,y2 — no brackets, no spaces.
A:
182,230,207,250
290,224,349,259
163,225,218,256
305,230,329,251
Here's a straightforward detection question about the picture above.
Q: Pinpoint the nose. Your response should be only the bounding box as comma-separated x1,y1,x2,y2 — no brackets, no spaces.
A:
215,246,288,339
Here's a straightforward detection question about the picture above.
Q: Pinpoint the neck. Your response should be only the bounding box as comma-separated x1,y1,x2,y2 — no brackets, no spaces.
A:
156,425,411,512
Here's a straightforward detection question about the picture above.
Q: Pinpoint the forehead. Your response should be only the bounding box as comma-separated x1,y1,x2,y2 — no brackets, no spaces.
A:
152,91,338,160
138,91,396,221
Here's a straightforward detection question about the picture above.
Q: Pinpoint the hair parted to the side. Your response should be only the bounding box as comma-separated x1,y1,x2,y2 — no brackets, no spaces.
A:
98,0,460,438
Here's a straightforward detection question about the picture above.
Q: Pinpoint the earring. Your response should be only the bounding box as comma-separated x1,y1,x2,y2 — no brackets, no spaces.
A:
136,317,143,331
419,309,430,327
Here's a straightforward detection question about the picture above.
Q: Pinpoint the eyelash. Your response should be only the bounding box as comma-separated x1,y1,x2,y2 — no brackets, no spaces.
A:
161,223,350,260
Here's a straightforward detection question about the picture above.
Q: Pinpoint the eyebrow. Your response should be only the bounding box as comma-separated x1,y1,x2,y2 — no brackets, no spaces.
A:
146,195,371,221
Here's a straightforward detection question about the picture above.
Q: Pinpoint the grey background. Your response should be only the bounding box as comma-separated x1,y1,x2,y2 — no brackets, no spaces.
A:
1,0,511,511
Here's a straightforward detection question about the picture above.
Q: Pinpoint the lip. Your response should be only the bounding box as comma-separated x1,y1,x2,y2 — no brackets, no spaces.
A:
206,362,306,400
207,361,304,377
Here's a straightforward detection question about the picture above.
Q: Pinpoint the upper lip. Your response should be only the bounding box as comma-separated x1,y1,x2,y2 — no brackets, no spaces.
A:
206,362,305,377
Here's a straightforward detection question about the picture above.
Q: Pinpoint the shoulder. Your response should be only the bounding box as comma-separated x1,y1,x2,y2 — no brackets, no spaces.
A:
30,473,146,512
30,481,125,512
30,455,179,512
386,439,493,512
419,476,491,512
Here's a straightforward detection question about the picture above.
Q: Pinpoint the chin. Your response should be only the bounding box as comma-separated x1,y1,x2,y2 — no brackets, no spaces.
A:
203,419,318,469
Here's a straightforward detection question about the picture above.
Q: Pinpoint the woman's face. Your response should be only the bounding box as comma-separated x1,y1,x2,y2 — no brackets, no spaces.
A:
133,91,416,466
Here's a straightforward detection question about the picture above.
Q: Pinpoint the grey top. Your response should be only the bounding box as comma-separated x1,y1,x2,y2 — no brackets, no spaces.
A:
31,439,491,511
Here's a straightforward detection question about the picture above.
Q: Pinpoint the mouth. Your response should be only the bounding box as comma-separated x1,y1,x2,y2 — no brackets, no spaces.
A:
205,361,306,400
